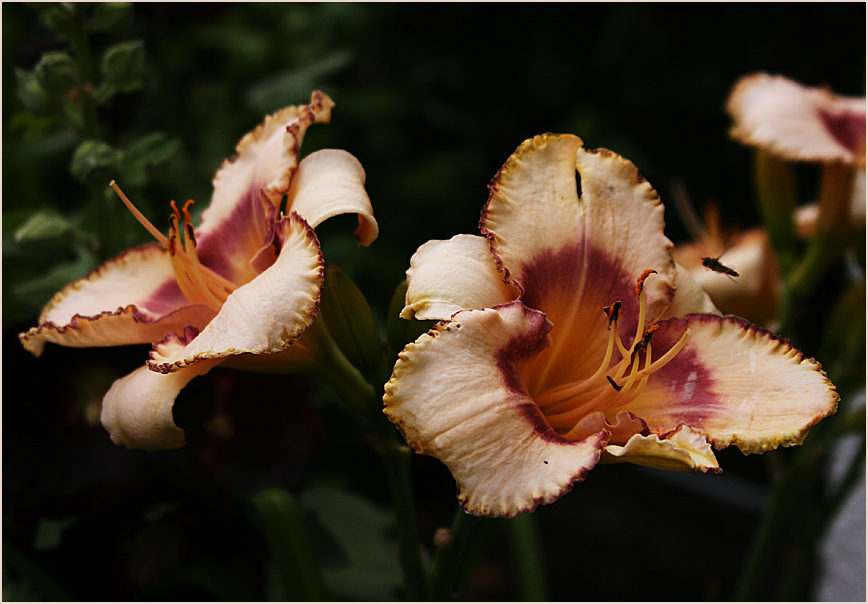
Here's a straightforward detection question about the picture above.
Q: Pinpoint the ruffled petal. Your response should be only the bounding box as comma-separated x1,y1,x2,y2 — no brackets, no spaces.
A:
482,134,676,396
19,242,216,357
287,149,379,246
384,301,607,517
402,234,519,321
195,91,334,284
149,213,323,372
727,73,866,165
622,314,838,454
101,359,222,450
601,425,721,473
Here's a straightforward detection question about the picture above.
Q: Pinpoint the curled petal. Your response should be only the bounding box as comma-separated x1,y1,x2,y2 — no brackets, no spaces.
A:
19,243,216,357
101,360,222,450
384,301,607,517
601,425,721,473
624,314,839,454
149,213,322,372
727,73,866,165
402,234,519,320
196,91,334,283
287,149,379,246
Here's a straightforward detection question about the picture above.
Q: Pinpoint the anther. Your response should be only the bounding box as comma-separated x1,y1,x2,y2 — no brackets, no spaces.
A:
636,269,657,297
606,376,622,391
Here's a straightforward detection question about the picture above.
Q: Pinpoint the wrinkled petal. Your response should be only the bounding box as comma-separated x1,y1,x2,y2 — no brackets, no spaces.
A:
101,359,222,450
402,234,519,321
727,73,866,165
149,213,322,372
287,149,379,246
19,243,216,357
481,134,676,396
622,314,839,454
384,301,607,517
601,425,721,473
196,92,334,284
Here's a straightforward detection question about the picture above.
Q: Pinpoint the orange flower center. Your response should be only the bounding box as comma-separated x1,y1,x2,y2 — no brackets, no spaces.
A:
533,269,691,436
111,181,238,310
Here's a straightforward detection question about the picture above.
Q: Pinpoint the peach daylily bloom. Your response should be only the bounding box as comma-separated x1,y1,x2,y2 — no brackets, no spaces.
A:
20,92,378,451
384,134,838,517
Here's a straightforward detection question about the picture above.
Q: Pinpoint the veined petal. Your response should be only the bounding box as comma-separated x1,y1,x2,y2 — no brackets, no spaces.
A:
101,358,222,450
287,149,379,246
727,73,866,165
19,242,216,357
195,92,334,284
384,301,607,517
601,425,721,473
402,234,519,321
482,134,675,395
622,314,838,454
149,213,323,373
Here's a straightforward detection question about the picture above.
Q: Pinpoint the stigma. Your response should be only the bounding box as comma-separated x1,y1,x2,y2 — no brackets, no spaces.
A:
110,181,237,310
533,269,691,437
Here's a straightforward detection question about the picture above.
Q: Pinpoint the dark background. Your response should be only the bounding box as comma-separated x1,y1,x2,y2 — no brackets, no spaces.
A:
3,3,865,601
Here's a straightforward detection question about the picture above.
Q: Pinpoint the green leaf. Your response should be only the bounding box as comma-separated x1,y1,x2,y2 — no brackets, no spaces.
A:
244,50,353,113
87,2,133,32
101,40,145,94
70,139,120,183
117,133,181,186
302,484,402,601
33,51,79,95
13,209,73,243
12,246,98,309
248,488,327,601
319,263,385,378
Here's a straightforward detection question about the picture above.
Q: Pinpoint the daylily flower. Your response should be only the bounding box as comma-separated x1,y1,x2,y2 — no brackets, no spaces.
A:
384,134,838,517
20,91,378,451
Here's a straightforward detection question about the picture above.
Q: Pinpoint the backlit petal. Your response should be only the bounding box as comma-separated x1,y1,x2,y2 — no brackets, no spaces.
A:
101,359,222,450
622,314,838,454
287,149,379,246
384,301,607,517
19,243,216,357
402,234,519,321
149,213,322,372
601,425,721,473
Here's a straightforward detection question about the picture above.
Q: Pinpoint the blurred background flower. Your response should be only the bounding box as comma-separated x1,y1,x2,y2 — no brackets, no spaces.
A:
4,3,864,601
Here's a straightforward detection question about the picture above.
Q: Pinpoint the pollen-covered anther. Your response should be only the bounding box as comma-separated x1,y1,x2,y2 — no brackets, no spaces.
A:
110,181,238,310
534,269,691,439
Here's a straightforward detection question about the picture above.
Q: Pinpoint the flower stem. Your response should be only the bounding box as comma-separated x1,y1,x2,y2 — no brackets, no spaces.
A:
507,513,548,601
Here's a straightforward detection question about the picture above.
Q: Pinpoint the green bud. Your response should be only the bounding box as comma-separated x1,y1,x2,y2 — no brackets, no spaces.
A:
87,2,133,32
34,51,79,95
29,3,76,41
101,40,145,93
15,68,60,116
319,263,385,376
70,140,120,183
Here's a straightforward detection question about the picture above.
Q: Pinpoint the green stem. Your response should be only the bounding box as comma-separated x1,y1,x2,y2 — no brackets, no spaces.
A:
70,4,99,139
753,149,799,276
507,513,548,601
430,509,486,599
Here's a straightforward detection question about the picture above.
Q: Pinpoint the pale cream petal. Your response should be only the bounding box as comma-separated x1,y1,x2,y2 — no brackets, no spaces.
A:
402,234,519,321
727,73,866,164
660,262,721,319
601,425,721,473
149,213,322,372
194,92,334,284
101,360,222,450
384,301,607,517
623,314,839,454
482,134,676,396
19,243,216,357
